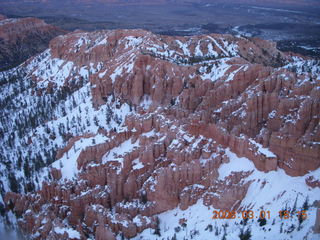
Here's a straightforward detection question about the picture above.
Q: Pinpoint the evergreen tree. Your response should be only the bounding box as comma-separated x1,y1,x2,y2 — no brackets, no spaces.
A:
23,159,31,179
17,155,22,169
298,213,304,231
258,217,267,227
291,194,298,215
239,228,251,240
154,217,161,236
0,202,5,216
302,196,309,211
34,154,45,171
8,172,20,193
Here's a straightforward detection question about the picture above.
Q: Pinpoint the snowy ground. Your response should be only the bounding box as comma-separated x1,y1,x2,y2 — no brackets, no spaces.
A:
131,149,320,240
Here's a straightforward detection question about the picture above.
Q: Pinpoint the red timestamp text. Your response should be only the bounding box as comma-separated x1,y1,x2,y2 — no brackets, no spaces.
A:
212,210,308,220
212,210,271,220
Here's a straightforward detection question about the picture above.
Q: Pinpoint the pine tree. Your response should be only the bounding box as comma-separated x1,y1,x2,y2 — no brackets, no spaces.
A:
17,155,22,169
291,194,298,215
298,213,304,231
105,106,112,124
221,223,228,240
258,217,267,227
154,217,161,236
0,202,5,216
94,116,99,126
239,228,251,240
23,159,31,179
302,196,309,211
34,154,45,171
8,172,20,193
205,224,213,232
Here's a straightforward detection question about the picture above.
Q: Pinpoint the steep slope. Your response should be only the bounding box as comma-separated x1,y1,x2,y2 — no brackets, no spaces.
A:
0,16,66,71
0,29,319,239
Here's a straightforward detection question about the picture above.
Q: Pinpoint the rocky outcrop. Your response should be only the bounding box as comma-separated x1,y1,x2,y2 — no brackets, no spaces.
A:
95,225,116,240
0,16,66,70
306,176,320,189
2,28,320,239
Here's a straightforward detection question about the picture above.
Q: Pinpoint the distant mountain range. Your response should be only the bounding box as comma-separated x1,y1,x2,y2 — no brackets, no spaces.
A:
2,0,320,7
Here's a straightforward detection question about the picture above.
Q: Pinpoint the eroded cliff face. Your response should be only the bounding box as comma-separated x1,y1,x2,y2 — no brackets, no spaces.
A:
0,16,66,71
1,29,320,239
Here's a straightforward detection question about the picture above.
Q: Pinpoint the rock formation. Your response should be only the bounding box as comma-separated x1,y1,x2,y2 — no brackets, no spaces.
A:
0,16,66,71
1,28,319,239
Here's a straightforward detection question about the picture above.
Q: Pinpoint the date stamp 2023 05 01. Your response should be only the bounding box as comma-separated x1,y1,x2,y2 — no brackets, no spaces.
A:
212,210,308,220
